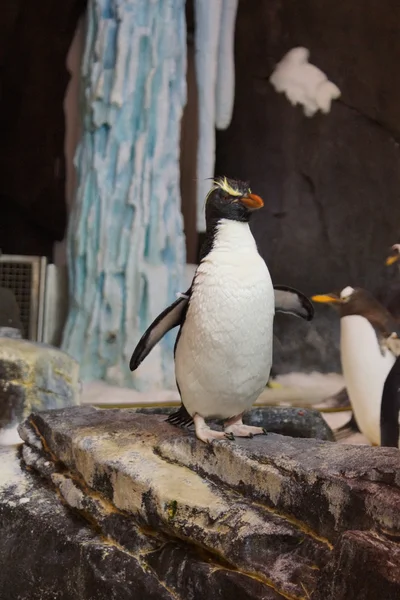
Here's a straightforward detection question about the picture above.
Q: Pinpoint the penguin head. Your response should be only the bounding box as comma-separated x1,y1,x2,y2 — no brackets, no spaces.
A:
205,176,264,225
312,286,373,310
385,244,400,266
311,286,396,330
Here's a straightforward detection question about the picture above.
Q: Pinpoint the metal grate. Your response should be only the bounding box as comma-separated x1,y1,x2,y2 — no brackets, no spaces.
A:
0,255,47,341
0,262,33,338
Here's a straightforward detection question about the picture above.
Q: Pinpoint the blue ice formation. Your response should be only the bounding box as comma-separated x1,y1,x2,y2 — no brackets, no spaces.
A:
195,0,238,232
62,0,187,390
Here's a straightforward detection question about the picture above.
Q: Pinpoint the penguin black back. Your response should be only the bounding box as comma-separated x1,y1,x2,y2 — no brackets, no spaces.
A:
380,356,400,447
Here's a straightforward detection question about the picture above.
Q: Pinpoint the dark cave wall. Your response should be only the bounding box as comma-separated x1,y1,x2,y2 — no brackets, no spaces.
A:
215,0,400,373
0,1,87,261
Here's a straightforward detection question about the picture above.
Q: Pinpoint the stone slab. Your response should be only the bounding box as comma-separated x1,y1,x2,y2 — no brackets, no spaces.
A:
16,406,400,599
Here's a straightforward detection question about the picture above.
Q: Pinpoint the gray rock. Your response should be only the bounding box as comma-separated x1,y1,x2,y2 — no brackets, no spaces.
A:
13,406,400,599
215,0,400,374
0,337,80,432
314,530,400,600
0,446,283,600
0,327,22,339
133,405,335,441
0,448,175,600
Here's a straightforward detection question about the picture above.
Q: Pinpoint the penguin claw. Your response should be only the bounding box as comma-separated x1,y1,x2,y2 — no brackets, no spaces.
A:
224,432,235,441
262,428,268,436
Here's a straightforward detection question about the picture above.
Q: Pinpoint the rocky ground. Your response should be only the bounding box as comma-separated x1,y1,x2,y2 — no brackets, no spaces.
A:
1,405,399,599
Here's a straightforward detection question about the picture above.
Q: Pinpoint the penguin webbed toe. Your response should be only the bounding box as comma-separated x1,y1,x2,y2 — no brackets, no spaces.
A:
192,414,235,444
273,285,315,321
224,415,267,438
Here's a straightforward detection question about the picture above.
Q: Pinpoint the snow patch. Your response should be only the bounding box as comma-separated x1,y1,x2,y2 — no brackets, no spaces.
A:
270,47,341,117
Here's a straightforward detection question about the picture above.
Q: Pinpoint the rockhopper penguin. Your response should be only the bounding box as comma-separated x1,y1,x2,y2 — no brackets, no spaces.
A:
312,286,399,446
130,176,314,443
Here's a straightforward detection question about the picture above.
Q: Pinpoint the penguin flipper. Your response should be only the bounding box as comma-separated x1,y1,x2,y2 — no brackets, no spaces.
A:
273,285,314,321
129,290,190,371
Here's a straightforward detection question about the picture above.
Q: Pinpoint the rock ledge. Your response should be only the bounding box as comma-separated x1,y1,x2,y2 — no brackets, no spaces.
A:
0,406,399,599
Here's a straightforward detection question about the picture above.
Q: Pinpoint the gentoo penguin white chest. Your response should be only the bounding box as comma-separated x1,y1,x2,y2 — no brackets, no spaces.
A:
340,314,395,445
175,218,274,420
129,175,314,443
313,286,398,446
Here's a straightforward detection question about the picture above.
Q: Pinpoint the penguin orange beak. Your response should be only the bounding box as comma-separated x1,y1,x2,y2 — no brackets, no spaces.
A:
385,253,400,266
311,293,341,304
240,194,264,210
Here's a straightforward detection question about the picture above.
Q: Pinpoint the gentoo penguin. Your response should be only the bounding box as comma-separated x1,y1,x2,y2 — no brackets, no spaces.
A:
381,348,400,447
381,246,400,446
312,286,398,446
385,244,400,267
130,176,314,443
334,246,400,439
381,244,400,322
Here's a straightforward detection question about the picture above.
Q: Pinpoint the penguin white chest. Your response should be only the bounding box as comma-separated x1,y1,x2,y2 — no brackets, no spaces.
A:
340,314,396,445
175,220,275,420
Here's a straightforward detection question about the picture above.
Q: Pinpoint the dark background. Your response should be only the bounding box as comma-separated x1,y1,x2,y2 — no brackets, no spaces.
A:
1,0,399,373
215,0,400,373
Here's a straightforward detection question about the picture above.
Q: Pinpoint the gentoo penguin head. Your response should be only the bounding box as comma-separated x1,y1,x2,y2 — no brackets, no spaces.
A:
385,244,400,266
312,286,396,335
205,176,263,226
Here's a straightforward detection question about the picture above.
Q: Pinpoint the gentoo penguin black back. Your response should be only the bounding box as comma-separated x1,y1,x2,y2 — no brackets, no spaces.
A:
381,355,400,447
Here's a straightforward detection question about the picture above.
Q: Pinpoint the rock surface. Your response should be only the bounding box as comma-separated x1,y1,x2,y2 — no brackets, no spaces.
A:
215,0,400,374
133,405,335,441
0,338,80,432
9,406,400,599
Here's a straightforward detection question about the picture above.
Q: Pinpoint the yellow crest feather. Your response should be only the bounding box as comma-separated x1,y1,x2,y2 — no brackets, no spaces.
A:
205,176,249,204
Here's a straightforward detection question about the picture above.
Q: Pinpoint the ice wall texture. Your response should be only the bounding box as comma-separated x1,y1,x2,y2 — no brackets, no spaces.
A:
62,0,187,390
195,0,238,232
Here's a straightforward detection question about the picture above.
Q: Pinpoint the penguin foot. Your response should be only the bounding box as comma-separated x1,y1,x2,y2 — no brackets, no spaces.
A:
194,414,233,444
224,415,266,438
225,424,265,438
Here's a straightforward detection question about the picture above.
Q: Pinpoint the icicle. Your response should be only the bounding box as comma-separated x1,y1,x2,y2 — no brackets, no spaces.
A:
194,0,239,232
62,0,187,391
194,0,223,233
215,0,238,130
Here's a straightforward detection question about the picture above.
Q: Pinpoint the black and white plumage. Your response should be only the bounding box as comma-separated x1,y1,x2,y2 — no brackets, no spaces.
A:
385,244,400,268
381,353,400,447
312,286,400,447
130,176,314,443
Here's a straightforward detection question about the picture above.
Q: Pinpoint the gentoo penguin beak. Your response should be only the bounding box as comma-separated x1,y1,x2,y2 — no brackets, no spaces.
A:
240,194,264,210
385,253,400,266
311,293,341,304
